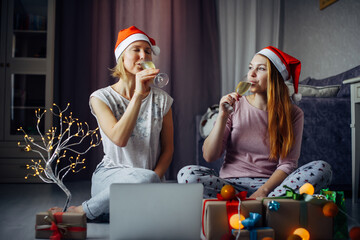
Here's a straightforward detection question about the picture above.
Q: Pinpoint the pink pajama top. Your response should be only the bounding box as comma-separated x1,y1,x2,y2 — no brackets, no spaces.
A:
219,96,304,179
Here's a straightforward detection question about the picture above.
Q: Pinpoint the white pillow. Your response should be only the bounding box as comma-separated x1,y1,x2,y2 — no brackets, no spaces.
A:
199,105,219,138
286,83,340,97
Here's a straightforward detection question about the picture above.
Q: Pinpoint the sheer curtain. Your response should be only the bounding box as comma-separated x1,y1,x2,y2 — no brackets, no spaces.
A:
218,0,281,95
56,0,220,180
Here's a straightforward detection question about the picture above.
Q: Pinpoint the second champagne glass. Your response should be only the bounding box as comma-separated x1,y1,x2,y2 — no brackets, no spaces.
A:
223,80,252,112
140,61,169,88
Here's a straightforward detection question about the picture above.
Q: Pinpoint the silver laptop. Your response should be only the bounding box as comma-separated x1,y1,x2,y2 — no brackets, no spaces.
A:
109,183,204,240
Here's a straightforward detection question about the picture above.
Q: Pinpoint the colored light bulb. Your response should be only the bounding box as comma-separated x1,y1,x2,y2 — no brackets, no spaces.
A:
293,228,310,240
299,183,314,195
229,213,245,230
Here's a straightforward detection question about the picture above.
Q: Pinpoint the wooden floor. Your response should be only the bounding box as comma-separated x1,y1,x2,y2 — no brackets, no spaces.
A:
0,181,359,240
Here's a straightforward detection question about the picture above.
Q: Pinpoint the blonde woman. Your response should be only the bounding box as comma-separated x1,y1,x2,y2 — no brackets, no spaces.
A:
51,26,173,221
178,46,332,198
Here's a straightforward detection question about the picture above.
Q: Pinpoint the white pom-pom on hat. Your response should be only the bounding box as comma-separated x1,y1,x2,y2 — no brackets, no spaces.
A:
257,46,302,102
292,92,302,103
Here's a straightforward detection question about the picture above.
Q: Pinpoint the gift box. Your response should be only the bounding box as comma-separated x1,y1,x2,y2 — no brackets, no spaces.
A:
35,211,87,239
232,228,275,240
262,198,333,240
202,199,263,240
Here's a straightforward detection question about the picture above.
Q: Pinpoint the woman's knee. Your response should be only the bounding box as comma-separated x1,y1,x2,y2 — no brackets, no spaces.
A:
136,169,161,183
177,165,198,182
309,160,331,168
316,160,332,181
178,165,199,174
302,160,333,190
310,160,332,177
301,160,332,173
317,160,332,171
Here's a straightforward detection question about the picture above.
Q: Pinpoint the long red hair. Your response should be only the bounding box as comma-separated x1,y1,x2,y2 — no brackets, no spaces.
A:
266,58,294,160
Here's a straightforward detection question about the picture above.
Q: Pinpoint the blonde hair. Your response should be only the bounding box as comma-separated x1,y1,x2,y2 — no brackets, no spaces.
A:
110,53,127,80
266,58,294,160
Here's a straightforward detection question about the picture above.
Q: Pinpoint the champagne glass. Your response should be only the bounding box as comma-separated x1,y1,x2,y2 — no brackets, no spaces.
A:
140,61,169,88
223,80,252,112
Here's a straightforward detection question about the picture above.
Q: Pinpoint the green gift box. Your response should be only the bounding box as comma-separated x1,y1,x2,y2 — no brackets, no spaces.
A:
320,189,349,239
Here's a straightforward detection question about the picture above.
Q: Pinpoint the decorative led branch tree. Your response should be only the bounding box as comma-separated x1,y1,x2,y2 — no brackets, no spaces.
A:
17,103,101,212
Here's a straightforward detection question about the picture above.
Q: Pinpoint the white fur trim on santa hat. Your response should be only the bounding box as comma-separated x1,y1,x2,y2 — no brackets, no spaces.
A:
114,33,160,62
258,48,289,81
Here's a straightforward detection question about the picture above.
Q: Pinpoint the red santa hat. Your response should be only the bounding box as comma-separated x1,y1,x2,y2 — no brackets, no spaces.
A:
257,46,302,102
114,26,160,62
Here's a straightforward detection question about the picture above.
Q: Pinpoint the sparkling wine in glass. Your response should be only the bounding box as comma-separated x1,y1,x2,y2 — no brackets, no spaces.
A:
140,61,169,88
223,81,252,112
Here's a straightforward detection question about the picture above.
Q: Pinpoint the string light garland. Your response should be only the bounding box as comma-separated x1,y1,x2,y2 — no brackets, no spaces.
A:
220,183,360,239
286,183,360,239
18,103,102,212
219,185,244,240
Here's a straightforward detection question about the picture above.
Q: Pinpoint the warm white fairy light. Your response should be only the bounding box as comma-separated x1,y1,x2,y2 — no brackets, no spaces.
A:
17,103,102,212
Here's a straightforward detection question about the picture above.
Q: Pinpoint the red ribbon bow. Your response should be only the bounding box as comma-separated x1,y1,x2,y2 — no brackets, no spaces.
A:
50,221,62,240
216,191,247,201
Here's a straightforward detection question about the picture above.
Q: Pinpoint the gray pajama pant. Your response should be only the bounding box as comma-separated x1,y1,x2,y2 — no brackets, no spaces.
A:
177,160,332,198
82,162,161,220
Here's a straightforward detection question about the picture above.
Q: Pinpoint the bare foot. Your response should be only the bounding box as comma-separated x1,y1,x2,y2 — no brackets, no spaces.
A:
48,205,84,214
67,205,85,214
48,207,63,213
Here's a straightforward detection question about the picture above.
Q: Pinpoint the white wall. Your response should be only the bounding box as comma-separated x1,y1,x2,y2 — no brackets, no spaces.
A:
281,0,360,81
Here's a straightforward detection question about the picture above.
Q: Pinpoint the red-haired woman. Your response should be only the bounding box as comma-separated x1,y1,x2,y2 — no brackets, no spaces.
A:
178,46,332,198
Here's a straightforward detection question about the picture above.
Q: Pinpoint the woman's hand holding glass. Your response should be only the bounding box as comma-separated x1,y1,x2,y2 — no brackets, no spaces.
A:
220,92,240,115
135,68,160,95
140,61,169,88
222,81,252,113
